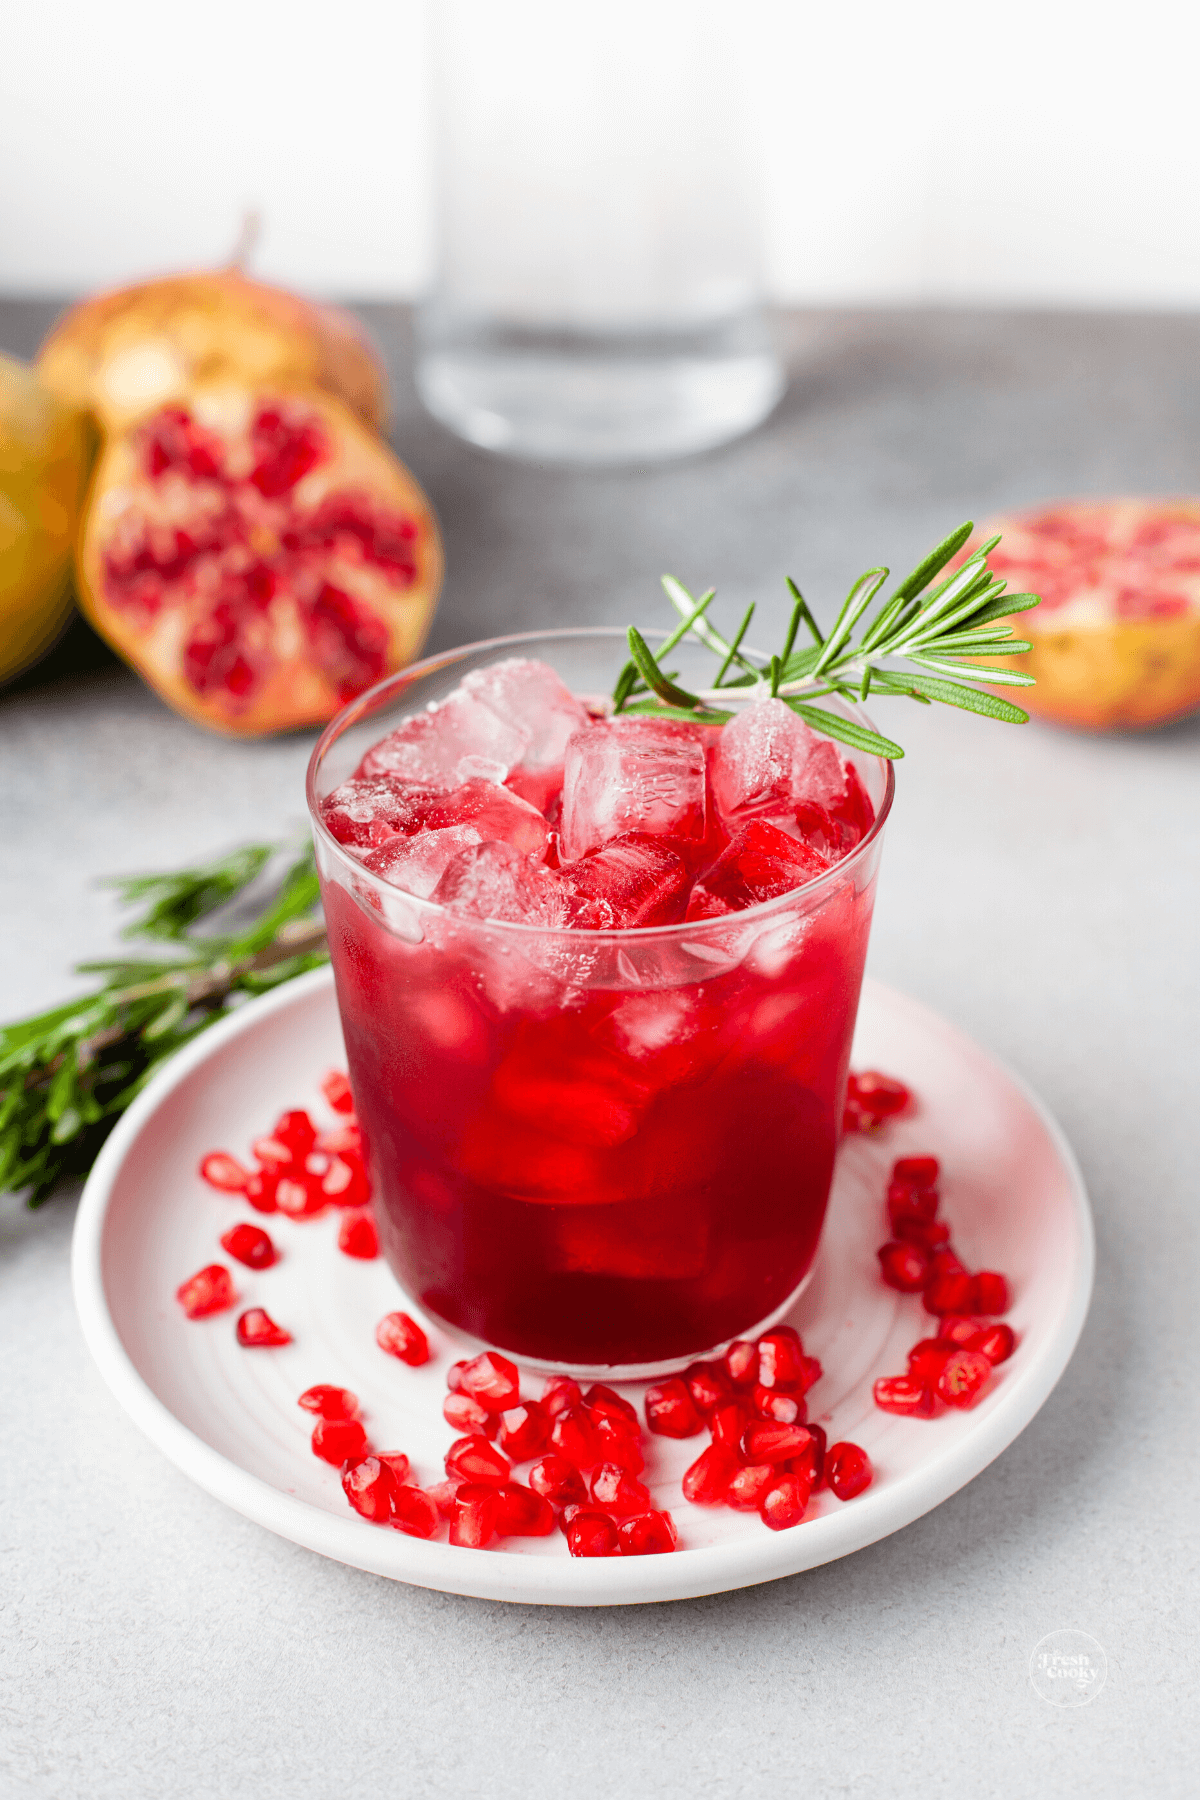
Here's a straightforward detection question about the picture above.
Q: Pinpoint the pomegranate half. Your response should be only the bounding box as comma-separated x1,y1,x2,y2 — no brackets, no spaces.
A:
76,385,443,736
38,269,387,434
976,498,1200,730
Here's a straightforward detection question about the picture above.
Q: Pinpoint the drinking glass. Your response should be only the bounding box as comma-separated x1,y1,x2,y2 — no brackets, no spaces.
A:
415,0,785,465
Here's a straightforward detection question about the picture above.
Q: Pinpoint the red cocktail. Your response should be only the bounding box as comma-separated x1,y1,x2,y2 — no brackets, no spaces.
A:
308,630,892,1372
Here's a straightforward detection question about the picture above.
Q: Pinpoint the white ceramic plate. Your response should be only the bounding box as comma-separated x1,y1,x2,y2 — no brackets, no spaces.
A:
72,969,1092,1606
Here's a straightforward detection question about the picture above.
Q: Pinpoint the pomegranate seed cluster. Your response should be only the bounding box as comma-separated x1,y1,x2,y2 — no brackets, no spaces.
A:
644,1326,873,1528
872,1153,1017,1417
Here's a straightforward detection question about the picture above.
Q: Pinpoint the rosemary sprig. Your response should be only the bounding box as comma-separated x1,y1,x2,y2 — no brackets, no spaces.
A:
611,522,1039,759
1,842,328,1206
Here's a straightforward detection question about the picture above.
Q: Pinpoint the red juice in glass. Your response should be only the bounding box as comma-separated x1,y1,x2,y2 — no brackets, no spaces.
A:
307,630,892,1373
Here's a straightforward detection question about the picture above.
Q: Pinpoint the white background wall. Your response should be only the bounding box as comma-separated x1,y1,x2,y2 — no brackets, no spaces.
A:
3,0,1198,308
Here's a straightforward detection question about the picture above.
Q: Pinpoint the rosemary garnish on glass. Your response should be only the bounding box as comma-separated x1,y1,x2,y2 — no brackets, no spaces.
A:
612,521,1039,759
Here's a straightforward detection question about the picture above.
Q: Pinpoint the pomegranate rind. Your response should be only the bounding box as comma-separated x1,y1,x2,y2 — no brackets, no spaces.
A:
75,383,443,737
37,269,387,434
970,498,1200,730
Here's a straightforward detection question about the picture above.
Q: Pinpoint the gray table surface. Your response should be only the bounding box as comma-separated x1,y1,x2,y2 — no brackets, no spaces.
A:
3,302,1197,1799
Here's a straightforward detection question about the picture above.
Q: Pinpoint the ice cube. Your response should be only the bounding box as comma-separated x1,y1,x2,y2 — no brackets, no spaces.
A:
461,658,591,813
320,776,441,850
423,778,550,857
686,818,829,917
357,687,530,787
710,696,818,824
793,743,876,849
433,839,571,926
363,824,483,898
560,833,692,928
560,718,708,861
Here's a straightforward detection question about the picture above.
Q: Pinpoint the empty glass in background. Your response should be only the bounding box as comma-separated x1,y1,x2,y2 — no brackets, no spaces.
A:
415,0,785,465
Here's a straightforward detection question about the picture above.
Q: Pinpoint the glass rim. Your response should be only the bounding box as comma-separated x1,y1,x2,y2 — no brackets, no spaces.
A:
305,625,895,942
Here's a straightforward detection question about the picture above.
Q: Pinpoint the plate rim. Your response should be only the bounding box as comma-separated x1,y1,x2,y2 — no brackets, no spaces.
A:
71,967,1094,1606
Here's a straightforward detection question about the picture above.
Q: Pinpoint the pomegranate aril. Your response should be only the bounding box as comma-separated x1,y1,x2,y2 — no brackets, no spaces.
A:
375,1311,430,1365
447,1361,469,1393
795,1354,823,1395
878,1240,931,1292
893,1215,952,1251
273,1109,318,1156
337,1210,379,1259
826,1441,873,1500
252,1136,294,1170
924,1270,975,1315
893,1155,939,1186
391,1485,439,1539
312,1416,368,1464
428,1478,462,1521
845,1071,910,1128
565,1509,619,1557
275,1176,324,1220
494,1483,555,1537
753,1385,806,1424
873,1375,935,1418
759,1472,811,1531
968,1322,1016,1365
929,1246,967,1276
935,1349,994,1409
449,1483,499,1548
618,1511,678,1555
528,1455,587,1507
549,1405,600,1469
592,1416,644,1474
298,1384,358,1420
644,1378,704,1438
726,1464,777,1511
887,1183,938,1221
497,1400,550,1462
937,1313,984,1346
590,1463,652,1518
244,1171,279,1213
969,1271,1011,1315
316,1123,362,1156
907,1338,956,1385
541,1375,583,1417
320,1156,370,1208
582,1383,639,1431
199,1151,251,1193
443,1392,496,1436
724,1340,759,1388
742,1419,813,1464
681,1443,739,1505
320,1069,356,1114
376,1451,411,1485
789,1421,826,1490
756,1328,807,1391
236,1307,292,1347
445,1434,511,1486
708,1400,752,1451
682,1361,731,1415
342,1455,397,1523
219,1222,277,1270
176,1263,236,1319
458,1350,521,1412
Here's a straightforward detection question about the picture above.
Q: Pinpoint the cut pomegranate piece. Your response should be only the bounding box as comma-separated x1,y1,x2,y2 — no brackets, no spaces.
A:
298,1385,358,1421
742,1420,813,1465
709,1401,753,1452
753,1385,806,1425
873,1375,936,1418
76,384,442,737
444,1435,511,1486
176,1263,236,1319
644,1379,704,1438
582,1384,640,1433
342,1455,397,1524
456,1351,522,1413
589,1464,652,1518
390,1485,440,1539
236,1307,292,1347
218,1222,277,1270
375,1311,430,1365
825,1442,873,1500
759,1472,812,1531
935,1349,995,1409
968,1322,1016,1365
312,1417,368,1464
497,1401,551,1463
564,1510,620,1558
724,1340,759,1388
449,1483,500,1548
969,1271,1011,1315
376,1452,411,1485
337,1210,379,1259
681,1361,731,1415
681,1444,739,1505
878,1240,932,1293
542,1376,583,1418
549,1405,600,1469
617,1511,678,1555
726,1464,777,1511
494,1483,556,1537
444,1394,497,1437
528,1456,587,1508
320,1069,356,1114
199,1151,251,1193
907,1338,956,1385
